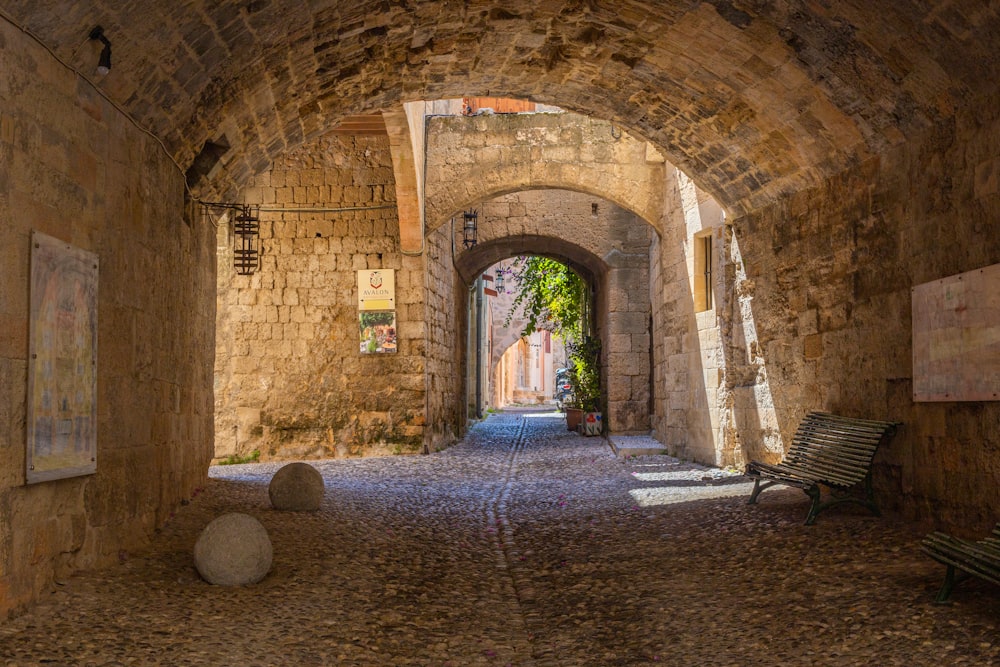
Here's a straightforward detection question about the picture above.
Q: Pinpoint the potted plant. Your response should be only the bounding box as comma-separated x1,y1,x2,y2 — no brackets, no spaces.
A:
566,337,601,434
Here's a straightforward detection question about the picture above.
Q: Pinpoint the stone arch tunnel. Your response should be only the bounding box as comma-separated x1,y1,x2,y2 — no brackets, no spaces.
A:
444,187,656,435
2,0,1000,618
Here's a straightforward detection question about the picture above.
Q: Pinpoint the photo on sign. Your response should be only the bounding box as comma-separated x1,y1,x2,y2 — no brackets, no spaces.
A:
359,310,397,354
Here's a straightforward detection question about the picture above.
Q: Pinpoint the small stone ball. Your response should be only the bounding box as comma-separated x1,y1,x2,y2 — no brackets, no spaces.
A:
193,513,272,586
268,462,325,511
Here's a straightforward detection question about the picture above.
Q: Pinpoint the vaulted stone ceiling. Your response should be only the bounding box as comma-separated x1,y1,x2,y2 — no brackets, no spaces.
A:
4,1,998,214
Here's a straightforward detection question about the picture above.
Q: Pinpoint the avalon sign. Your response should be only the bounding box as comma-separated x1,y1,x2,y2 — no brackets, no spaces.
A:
358,269,395,311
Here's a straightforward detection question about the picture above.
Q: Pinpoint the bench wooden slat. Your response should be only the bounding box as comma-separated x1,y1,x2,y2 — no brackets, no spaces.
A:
794,433,882,450
791,437,880,453
745,411,900,524
925,544,1000,570
783,451,875,481
789,452,875,467
794,433,883,451
922,524,1000,601
797,421,882,441
794,438,880,452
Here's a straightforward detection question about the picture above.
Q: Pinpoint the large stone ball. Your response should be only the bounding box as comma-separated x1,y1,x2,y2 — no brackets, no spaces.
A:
268,462,325,511
193,513,272,586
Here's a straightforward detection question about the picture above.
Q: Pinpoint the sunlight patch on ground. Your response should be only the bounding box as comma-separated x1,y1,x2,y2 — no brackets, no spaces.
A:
522,411,562,418
629,481,759,507
631,470,735,482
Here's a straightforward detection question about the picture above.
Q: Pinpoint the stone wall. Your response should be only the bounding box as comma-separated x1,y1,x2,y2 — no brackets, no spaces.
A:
423,223,464,452
0,22,216,618
423,112,665,231
728,91,1000,531
215,134,427,460
650,170,732,464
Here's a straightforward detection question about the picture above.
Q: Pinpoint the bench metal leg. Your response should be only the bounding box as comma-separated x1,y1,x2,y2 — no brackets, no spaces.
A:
802,474,881,525
935,565,957,603
746,477,778,505
862,472,881,517
934,565,970,604
803,485,822,525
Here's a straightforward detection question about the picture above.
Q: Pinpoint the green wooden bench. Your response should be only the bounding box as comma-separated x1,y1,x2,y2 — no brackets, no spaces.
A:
745,412,901,525
921,523,1000,602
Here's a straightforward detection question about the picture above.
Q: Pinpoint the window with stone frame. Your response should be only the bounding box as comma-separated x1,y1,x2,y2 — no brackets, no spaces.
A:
694,231,713,312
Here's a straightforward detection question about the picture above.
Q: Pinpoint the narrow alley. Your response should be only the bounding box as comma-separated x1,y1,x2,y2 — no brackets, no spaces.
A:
0,409,996,666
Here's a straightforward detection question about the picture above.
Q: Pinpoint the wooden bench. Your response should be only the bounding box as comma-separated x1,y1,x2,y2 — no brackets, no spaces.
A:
922,523,1000,602
745,412,901,525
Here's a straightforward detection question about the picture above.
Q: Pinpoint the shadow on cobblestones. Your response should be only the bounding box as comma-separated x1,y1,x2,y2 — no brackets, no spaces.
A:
1,409,997,666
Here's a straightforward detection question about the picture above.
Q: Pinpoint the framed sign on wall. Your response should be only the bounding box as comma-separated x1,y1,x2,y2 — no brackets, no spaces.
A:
358,269,397,354
912,263,1000,402
26,231,99,483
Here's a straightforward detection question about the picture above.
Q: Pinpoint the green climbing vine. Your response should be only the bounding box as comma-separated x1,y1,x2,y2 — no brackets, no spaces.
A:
502,256,587,342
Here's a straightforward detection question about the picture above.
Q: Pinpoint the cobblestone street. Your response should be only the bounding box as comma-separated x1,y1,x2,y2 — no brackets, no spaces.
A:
1,408,997,666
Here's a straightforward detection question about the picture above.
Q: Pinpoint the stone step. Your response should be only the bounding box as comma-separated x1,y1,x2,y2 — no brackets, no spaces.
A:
608,435,668,458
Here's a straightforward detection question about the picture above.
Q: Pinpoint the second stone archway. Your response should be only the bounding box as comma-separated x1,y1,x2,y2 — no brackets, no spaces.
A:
429,189,655,438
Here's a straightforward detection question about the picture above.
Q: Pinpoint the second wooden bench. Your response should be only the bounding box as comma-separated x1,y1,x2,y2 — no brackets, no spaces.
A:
922,523,1000,602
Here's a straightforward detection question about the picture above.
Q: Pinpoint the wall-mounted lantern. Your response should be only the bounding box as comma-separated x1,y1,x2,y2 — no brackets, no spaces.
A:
462,209,478,249
234,205,260,275
495,263,505,292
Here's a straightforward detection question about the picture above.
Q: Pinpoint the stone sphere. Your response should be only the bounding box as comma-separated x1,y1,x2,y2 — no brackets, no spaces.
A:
268,462,325,511
193,513,272,586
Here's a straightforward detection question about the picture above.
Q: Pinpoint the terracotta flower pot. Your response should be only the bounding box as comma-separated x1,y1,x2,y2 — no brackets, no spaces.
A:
565,407,584,432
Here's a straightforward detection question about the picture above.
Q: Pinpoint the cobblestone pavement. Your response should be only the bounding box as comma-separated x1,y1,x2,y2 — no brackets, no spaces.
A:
1,409,997,666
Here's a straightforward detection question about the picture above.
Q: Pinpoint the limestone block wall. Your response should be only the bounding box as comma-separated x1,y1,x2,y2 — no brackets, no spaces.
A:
649,170,731,463
215,135,427,460
423,112,665,231
0,22,216,618
423,224,464,452
729,91,1000,531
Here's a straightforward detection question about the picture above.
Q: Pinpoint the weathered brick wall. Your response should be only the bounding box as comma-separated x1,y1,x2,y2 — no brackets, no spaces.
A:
729,92,1000,531
0,22,215,618
215,135,427,460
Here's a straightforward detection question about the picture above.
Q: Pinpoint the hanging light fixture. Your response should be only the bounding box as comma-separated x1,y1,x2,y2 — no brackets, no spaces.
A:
88,26,112,75
495,263,505,292
233,205,260,275
462,209,478,249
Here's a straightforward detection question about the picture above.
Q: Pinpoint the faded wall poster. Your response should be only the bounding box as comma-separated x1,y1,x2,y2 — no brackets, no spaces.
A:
27,231,99,483
912,263,1000,402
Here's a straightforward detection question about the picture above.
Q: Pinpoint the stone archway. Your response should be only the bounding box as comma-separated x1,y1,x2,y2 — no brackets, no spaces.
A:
425,189,655,440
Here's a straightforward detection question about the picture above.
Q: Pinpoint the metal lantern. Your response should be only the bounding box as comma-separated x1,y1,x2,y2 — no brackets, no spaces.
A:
462,209,478,249
233,205,260,275
495,264,505,292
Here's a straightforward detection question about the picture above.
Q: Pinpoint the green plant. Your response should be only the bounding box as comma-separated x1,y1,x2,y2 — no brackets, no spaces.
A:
566,337,601,412
504,256,586,342
218,449,260,465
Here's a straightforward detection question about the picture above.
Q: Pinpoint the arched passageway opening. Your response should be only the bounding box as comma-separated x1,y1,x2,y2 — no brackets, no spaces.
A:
472,255,591,419
425,187,658,441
